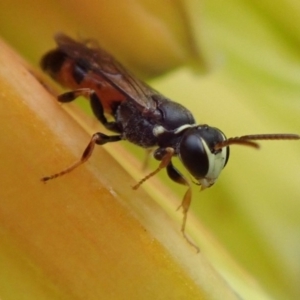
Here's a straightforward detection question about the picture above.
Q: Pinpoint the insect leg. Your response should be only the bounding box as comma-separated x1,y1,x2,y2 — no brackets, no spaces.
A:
141,148,154,171
132,147,174,190
58,88,92,103
41,132,121,182
133,147,198,251
58,88,121,133
166,162,199,252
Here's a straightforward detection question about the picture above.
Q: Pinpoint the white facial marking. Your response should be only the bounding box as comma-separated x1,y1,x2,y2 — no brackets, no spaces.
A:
199,137,228,189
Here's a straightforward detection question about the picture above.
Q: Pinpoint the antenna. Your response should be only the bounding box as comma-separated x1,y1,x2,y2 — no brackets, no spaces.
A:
215,133,300,150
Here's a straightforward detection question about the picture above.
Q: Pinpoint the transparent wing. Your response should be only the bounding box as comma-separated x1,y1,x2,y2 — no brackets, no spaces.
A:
55,33,159,111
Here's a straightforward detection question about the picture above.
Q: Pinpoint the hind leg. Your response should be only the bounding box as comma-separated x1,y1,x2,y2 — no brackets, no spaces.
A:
42,132,121,182
58,88,121,133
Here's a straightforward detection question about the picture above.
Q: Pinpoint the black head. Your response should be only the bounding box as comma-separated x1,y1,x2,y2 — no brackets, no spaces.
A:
177,126,300,189
177,125,229,188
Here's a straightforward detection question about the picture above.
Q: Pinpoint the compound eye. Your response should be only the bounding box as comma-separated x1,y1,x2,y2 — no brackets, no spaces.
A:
178,132,209,179
178,126,229,180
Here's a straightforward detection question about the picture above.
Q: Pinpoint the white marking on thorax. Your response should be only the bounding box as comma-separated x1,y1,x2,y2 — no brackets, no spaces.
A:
153,124,196,137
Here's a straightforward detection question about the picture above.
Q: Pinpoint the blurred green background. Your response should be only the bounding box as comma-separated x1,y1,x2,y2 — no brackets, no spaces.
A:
1,1,300,299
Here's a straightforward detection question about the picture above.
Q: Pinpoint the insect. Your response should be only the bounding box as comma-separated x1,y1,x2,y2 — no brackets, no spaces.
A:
41,33,300,251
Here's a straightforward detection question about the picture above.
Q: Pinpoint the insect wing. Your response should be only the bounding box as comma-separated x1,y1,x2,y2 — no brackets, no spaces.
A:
54,33,158,111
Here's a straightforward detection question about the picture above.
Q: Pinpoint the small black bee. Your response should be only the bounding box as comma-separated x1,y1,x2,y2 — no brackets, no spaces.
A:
41,34,299,250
